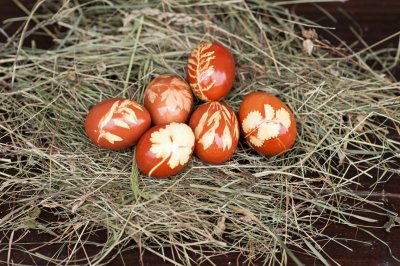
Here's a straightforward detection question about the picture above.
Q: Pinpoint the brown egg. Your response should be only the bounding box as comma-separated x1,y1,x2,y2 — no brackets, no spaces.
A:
238,92,297,156
85,98,151,150
187,41,235,102
189,102,239,164
144,74,194,125
135,122,195,178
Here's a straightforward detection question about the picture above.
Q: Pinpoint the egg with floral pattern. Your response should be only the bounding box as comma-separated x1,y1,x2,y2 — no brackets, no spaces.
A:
239,92,296,156
135,122,195,178
144,74,194,125
187,41,235,102
85,98,151,150
189,101,239,164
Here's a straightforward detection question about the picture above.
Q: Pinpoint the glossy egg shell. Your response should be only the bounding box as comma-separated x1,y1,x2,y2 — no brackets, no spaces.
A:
189,101,239,164
144,74,194,125
187,41,235,102
135,122,195,178
238,92,296,156
85,98,151,150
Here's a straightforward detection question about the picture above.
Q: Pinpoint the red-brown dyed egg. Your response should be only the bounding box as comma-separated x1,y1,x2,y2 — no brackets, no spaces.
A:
135,122,195,178
144,74,194,125
187,41,235,101
238,92,296,156
85,98,151,150
189,102,239,164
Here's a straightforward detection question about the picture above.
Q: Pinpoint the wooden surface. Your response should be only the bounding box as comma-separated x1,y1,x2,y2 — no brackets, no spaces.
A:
1,1,400,265
293,1,400,48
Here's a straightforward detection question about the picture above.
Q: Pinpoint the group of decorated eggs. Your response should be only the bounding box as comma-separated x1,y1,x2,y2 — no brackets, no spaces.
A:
85,41,297,178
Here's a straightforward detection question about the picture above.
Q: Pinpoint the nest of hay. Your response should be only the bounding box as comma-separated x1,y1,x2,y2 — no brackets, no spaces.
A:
1,1,399,265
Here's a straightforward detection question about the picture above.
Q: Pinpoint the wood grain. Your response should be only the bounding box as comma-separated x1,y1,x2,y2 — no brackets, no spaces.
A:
292,1,400,48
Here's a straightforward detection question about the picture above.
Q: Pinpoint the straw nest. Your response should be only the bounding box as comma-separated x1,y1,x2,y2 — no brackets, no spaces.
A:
1,1,399,265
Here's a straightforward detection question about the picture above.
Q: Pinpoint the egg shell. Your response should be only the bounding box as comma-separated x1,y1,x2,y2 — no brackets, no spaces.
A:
187,41,235,102
189,101,239,164
85,98,151,150
135,122,195,178
144,74,194,125
239,92,296,156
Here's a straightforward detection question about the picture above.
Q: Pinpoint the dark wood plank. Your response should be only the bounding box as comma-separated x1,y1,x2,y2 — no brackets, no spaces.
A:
292,1,400,48
292,0,400,78
0,0,55,49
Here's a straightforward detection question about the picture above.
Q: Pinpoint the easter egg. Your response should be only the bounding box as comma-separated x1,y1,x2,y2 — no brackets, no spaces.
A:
144,74,194,125
189,101,239,164
135,122,195,178
239,92,296,156
85,98,151,150
187,41,235,101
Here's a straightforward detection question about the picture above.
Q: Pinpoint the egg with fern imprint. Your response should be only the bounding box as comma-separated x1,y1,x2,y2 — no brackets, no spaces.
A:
187,41,235,101
239,92,296,156
189,101,239,164
85,98,151,150
135,122,195,178
144,74,194,125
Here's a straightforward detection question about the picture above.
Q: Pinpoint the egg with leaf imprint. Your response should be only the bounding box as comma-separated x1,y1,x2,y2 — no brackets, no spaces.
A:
189,101,239,164
85,98,151,150
144,74,194,125
239,92,296,156
135,122,195,178
187,41,235,102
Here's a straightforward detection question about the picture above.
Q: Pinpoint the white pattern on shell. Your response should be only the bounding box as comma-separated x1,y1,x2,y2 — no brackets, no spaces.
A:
96,99,143,144
146,77,192,112
242,104,291,147
149,123,195,175
187,42,216,101
194,102,239,151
